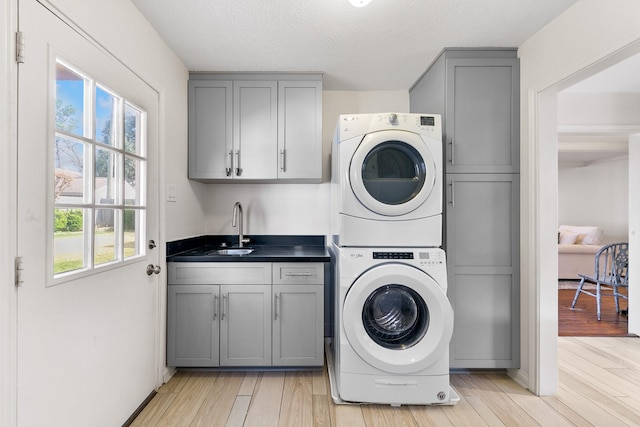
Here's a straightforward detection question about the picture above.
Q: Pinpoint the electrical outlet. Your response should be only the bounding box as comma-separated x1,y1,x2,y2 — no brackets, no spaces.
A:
167,184,177,202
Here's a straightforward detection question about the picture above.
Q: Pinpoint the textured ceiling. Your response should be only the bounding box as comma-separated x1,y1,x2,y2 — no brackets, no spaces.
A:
130,0,577,90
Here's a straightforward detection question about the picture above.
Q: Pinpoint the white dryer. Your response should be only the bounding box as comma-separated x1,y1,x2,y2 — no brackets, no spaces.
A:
331,113,443,247
333,245,457,405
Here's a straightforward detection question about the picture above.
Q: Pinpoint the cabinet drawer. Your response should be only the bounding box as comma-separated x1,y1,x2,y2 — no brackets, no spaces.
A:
272,263,324,285
169,262,272,285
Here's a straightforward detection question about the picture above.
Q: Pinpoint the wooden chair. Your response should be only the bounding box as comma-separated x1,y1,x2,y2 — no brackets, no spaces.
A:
570,242,629,320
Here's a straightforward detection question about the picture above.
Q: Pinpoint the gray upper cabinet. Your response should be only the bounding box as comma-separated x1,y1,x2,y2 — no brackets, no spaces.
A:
410,50,519,174
188,73,322,183
410,49,520,369
188,80,232,180
278,81,322,180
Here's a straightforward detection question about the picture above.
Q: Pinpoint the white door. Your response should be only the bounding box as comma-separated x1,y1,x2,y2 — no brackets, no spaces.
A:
17,1,160,426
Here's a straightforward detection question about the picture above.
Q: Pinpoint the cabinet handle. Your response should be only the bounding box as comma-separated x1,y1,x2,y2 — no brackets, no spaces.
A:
213,295,218,321
274,294,279,320
235,150,242,176
449,181,455,207
284,272,314,277
449,139,455,165
226,150,233,176
280,149,286,172
222,294,227,320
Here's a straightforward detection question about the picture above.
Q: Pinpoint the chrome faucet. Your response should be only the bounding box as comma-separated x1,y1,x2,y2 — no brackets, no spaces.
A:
232,202,250,247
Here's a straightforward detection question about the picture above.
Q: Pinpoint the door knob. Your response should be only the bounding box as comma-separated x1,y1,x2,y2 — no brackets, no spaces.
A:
146,264,161,275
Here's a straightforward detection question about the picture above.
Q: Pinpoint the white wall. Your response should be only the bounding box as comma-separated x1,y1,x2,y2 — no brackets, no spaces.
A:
518,0,640,395
558,159,629,242
203,91,409,236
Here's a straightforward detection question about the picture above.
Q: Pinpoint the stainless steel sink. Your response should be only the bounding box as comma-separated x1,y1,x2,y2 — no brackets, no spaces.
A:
211,248,254,256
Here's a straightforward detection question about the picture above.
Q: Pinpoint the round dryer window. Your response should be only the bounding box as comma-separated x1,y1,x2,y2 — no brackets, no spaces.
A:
350,130,436,216
343,263,453,375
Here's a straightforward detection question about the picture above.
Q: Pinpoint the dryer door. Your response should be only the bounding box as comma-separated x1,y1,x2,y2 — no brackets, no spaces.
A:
343,263,453,374
349,130,436,216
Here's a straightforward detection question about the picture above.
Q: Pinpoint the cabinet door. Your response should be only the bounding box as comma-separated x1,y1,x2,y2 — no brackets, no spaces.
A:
220,284,272,366
167,285,220,367
445,58,519,173
272,284,324,366
233,81,278,179
277,81,322,181
188,80,233,180
445,174,520,368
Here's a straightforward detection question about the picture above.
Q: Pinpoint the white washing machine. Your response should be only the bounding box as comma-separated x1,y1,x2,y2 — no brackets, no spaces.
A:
333,245,457,405
331,112,443,247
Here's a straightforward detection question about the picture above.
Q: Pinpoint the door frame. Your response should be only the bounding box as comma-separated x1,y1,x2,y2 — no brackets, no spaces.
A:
528,38,640,395
1,0,19,425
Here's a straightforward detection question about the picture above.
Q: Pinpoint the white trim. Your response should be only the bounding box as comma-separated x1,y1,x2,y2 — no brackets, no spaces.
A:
1,0,18,425
528,35,640,396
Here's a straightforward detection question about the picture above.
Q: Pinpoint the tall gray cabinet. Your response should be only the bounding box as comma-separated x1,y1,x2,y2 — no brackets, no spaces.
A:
410,48,520,369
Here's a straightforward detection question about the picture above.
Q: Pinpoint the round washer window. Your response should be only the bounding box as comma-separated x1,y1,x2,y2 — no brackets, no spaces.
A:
361,141,427,205
362,284,429,349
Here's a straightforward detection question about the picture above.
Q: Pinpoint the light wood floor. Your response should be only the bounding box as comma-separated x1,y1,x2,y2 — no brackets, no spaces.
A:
132,337,640,427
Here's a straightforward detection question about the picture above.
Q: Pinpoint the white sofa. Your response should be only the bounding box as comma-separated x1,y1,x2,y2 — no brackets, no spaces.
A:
557,225,604,280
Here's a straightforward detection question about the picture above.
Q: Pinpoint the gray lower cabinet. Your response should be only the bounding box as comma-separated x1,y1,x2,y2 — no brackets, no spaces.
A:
446,174,520,368
166,262,324,368
167,284,220,367
220,284,272,366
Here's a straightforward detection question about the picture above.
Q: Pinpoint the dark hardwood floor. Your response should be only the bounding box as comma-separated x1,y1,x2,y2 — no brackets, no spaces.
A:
558,285,630,336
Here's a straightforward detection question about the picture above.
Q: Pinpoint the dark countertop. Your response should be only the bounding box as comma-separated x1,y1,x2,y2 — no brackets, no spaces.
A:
167,235,331,263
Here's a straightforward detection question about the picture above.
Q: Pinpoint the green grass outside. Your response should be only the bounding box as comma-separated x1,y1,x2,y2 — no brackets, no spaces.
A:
54,231,137,274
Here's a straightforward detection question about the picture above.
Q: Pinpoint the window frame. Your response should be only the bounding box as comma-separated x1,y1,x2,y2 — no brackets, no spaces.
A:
50,57,148,286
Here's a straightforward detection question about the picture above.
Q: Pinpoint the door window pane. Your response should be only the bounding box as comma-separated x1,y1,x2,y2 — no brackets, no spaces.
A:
95,208,117,266
54,136,88,203
53,208,86,274
124,209,144,259
125,103,143,155
55,62,86,137
95,85,118,146
95,147,121,205
125,157,144,206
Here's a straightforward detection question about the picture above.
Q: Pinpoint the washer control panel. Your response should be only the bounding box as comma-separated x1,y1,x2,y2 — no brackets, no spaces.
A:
371,250,444,266
373,252,414,259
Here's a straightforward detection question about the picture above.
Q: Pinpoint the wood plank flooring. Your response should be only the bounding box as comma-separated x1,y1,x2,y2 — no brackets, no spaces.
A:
558,288,630,336
132,336,640,427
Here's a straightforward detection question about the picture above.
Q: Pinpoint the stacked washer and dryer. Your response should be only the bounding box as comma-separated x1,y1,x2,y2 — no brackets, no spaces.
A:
330,113,458,406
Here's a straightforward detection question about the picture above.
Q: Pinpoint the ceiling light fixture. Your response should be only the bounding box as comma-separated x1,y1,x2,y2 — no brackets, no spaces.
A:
349,0,372,7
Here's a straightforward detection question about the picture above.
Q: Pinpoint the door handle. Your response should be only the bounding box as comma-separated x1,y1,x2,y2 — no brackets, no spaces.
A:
235,150,242,176
449,182,455,207
146,264,161,275
226,150,233,176
280,149,286,172
448,139,455,165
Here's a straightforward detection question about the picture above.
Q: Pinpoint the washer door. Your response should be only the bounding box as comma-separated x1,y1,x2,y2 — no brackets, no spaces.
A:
343,263,453,374
349,130,436,216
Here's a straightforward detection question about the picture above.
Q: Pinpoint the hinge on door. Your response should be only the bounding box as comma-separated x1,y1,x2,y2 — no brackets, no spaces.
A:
15,256,24,287
16,31,25,64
